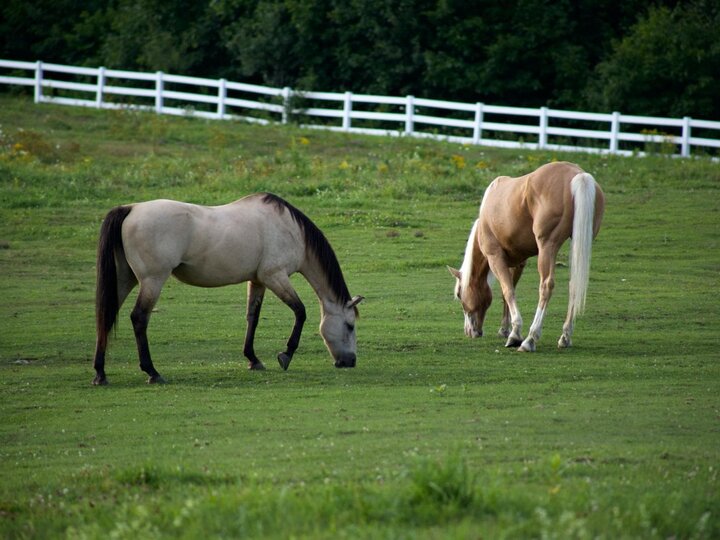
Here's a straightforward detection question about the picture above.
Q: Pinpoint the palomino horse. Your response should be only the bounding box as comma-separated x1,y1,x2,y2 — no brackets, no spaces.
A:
449,161,604,352
93,193,363,385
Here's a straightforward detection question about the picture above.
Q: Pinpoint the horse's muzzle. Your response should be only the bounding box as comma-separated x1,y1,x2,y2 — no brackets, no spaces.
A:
335,353,356,368
464,313,483,338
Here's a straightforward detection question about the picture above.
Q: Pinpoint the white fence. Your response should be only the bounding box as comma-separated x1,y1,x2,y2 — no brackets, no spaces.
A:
2,59,719,158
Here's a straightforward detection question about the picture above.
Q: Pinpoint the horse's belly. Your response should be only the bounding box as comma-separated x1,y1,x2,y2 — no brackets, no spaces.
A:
502,233,538,262
171,261,254,288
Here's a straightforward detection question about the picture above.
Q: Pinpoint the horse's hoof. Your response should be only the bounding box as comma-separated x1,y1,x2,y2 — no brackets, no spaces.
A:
92,376,108,386
248,361,266,371
497,328,510,339
148,374,166,384
517,340,536,352
277,353,291,371
505,336,523,348
558,335,572,348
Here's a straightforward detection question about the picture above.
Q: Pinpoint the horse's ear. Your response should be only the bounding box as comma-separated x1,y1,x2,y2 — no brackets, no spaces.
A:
347,295,364,309
447,266,462,280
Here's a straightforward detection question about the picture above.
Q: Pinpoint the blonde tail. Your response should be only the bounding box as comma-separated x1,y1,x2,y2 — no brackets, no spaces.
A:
568,173,596,322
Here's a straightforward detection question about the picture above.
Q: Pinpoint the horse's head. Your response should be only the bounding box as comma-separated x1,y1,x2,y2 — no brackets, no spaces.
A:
448,266,492,338
320,295,364,367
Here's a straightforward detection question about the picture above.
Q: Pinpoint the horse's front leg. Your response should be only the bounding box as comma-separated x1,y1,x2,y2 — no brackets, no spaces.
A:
244,281,266,370
277,299,306,371
264,275,306,371
498,263,526,339
486,255,524,347
498,308,510,338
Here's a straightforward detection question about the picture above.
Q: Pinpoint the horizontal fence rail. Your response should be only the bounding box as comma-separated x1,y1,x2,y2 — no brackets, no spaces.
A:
1,59,719,158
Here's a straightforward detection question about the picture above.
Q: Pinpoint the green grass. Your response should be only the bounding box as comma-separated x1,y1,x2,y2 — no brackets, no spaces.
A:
1,94,719,539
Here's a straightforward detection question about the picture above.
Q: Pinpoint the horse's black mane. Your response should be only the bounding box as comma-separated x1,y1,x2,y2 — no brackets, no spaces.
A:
261,193,352,304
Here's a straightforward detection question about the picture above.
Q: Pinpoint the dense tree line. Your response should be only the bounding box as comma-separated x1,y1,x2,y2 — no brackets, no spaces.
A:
2,0,718,119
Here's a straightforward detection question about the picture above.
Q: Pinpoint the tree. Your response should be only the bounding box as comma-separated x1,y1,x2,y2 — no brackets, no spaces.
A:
100,0,228,76
0,0,107,66
587,1,720,119
2,0,716,118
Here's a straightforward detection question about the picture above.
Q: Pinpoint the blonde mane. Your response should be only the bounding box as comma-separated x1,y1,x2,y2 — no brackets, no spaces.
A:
460,219,479,294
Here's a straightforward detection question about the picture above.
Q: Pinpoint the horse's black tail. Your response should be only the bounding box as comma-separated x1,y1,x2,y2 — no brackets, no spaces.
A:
96,205,132,345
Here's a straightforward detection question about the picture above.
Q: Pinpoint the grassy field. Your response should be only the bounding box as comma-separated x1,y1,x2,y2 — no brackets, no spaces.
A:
1,94,719,539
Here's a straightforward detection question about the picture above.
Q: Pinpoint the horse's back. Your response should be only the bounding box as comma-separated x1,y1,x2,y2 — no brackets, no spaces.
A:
121,195,305,287
485,161,587,218
479,162,594,261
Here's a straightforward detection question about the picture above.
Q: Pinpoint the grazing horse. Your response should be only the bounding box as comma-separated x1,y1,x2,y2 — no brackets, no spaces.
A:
93,193,363,385
448,161,604,352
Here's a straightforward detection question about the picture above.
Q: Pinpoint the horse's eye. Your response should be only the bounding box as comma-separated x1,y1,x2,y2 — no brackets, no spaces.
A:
345,323,355,332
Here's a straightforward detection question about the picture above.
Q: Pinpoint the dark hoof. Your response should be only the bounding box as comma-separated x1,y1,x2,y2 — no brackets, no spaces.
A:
277,353,291,371
248,361,266,371
505,337,523,348
148,374,166,384
92,375,108,386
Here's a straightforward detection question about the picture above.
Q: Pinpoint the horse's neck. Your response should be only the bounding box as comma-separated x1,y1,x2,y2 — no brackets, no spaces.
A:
300,254,344,313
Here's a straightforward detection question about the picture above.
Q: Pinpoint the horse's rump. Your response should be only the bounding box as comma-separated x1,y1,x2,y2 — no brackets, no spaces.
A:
478,162,587,262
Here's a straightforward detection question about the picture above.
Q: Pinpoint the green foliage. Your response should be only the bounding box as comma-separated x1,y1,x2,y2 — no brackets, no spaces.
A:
588,1,720,119
3,1,718,118
0,0,108,66
0,96,719,538
408,452,478,515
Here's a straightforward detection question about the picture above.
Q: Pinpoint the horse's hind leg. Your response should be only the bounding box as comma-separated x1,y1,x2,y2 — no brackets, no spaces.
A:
131,277,168,384
243,281,266,370
519,244,559,352
559,303,576,348
558,319,573,348
93,257,137,385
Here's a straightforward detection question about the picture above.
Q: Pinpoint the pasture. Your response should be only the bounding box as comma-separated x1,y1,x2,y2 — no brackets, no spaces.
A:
1,94,718,539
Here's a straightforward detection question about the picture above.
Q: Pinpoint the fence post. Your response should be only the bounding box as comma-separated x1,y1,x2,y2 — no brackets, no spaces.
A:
473,102,484,145
405,95,415,135
34,61,43,103
96,66,105,109
609,111,620,154
343,92,353,131
155,71,164,114
217,78,227,120
539,106,548,149
681,116,691,157
282,87,291,124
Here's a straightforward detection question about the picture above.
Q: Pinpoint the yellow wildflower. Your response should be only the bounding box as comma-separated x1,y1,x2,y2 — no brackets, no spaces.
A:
451,154,466,169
